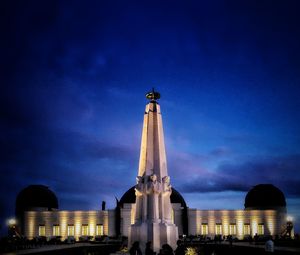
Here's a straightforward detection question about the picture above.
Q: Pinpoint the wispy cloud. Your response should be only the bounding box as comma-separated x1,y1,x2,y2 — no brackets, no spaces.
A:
178,154,300,196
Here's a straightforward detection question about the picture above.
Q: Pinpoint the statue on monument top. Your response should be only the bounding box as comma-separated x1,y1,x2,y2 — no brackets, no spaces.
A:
146,88,160,101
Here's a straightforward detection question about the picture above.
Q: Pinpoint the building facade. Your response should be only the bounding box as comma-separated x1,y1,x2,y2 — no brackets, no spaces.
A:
18,184,288,241
16,91,290,242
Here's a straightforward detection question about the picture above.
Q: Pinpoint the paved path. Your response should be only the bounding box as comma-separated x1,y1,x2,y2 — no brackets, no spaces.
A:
2,242,300,255
2,243,112,255
227,241,300,253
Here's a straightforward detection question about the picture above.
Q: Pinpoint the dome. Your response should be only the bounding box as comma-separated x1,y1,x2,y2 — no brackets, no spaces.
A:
244,184,286,209
119,186,187,208
119,186,136,205
16,185,58,215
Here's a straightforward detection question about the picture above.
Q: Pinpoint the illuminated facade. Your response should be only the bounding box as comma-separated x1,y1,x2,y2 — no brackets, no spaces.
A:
187,209,286,238
21,204,287,241
17,90,290,243
23,210,111,240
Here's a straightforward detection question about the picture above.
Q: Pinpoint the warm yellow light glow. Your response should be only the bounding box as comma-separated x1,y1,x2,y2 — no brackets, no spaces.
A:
28,212,36,239
39,225,46,236
194,210,283,238
243,224,250,235
221,210,229,236
258,224,264,235
185,247,197,255
235,211,244,238
74,211,83,239
131,206,136,225
201,224,208,235
263,210,276,236
53,225,60,236
287,215,293,222
7,218,16,225
88,212,96,236
81,224,89,236
215,224,222,235
96,224,104,236
21,198,287,241
138,106,149,176
103,212,108,235
267,219,274,235
68,225,75,236
208,211,216,235
229,224,236,235
251,214,258,236
196,211,201,234
59,211,68,239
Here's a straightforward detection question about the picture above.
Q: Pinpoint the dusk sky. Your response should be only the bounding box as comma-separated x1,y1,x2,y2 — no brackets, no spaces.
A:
1,0,300,234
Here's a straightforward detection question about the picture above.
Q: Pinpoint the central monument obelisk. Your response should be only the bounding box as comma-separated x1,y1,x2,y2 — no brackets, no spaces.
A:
128,89,178,253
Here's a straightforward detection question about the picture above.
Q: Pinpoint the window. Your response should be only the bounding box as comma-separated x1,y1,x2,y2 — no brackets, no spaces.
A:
53,225,60,236
39,225,45,236
215,224,222,235
258,224,264,235
68,225,75,236
243,224,250,235
201,224,208,235
229,224,236,235
82,224,89,236
96,224,104,236
171,209,174,224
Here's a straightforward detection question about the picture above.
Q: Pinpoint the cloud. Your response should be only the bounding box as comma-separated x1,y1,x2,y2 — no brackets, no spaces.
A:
0,98,139,217
168,150,208,179
209,146,232,157
1,0,300,235
178,154,300,197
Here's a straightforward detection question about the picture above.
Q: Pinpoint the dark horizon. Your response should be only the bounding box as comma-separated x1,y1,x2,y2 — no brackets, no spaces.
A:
1,0,300,235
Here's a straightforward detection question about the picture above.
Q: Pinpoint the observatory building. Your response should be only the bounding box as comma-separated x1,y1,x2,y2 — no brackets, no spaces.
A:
15,90,290,250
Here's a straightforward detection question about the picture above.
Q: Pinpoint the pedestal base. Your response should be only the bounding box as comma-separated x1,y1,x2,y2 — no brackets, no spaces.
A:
129,221,178,253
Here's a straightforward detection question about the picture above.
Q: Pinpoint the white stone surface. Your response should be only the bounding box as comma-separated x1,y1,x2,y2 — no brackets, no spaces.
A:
129,99,179,253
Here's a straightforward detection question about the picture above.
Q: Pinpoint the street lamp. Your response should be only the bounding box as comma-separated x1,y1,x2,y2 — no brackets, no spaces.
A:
7,218,16,226
6,218,17,238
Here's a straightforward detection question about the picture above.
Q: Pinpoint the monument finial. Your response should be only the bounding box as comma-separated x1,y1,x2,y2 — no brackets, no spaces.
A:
146,88,160,101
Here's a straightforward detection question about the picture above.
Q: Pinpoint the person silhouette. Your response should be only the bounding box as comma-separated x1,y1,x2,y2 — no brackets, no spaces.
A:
129,241,142,255
159,244,174,255
175,240,185,255
145,241,155,255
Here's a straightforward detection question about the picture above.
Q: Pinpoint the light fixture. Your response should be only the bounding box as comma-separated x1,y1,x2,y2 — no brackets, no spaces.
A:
7,218,16,226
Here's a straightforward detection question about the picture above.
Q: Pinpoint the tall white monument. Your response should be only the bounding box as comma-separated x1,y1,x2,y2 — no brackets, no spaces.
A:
129,89,178,253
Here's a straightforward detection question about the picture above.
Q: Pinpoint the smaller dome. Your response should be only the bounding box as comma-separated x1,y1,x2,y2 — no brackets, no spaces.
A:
16,185,58,216
119,187,136,205
244,184,286,209
170,188,187,208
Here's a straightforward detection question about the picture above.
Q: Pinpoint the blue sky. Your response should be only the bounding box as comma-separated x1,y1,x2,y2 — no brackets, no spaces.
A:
1,0,300,234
